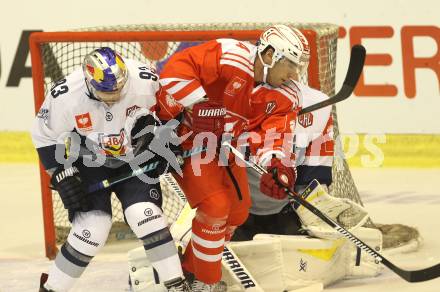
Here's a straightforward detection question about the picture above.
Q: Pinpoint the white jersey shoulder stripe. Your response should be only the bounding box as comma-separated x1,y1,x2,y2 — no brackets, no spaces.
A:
222,52,253,68
220,55,253,73
221,54,253,72
178,86,206,107
159,77,192,87
166,79,193,95
219,59,253,77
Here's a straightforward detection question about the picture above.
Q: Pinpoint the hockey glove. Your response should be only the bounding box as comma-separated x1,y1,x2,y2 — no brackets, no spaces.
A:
50,166,88,212
191,100,226,138
130,113,159,151
260,158,296,200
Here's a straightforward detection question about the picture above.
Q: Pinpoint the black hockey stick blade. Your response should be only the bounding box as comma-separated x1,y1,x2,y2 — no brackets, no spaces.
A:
299,44,366,115
396,262,440,283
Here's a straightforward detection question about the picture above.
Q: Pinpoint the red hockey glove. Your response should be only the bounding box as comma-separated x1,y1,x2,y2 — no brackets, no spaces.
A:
191,100,226,138
260,158,296,200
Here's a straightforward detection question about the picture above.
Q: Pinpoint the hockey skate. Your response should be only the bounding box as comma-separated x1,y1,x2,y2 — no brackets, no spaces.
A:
39,273,54,292
164,276,191,292
190,279,227,292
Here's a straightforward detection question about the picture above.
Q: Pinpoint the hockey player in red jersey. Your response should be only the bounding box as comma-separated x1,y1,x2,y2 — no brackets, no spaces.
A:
157,25,310,291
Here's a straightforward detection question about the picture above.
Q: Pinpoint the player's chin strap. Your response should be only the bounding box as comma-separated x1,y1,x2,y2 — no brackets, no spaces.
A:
262,67,269,83
257,51,277,84
223,140,440,283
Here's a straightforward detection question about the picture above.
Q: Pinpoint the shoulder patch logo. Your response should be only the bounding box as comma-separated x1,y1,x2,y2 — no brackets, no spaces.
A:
126,105,141,117
298,112,314,128
37,108,49,124
265,101,277,114
166,94,179,107
225,76,247,96
75,112,93,131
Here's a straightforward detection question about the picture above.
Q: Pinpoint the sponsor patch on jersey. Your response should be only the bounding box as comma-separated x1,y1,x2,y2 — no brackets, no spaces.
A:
126,105,141,117
265,101,276,114
37,108,49,122
149,189,160,200
98,129,127,157
298,112,314,128
75,112,93,131
225,76,247,96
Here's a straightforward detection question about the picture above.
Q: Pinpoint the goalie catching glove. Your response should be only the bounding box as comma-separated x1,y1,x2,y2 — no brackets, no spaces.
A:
295,180,370,239
50,166,88,212
260,157,297,199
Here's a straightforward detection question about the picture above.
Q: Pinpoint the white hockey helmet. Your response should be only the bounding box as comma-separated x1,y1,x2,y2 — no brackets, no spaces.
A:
83,47,128,105
257,25,310,78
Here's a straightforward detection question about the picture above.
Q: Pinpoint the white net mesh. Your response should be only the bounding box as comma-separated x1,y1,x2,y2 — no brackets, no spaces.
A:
36,22,420,251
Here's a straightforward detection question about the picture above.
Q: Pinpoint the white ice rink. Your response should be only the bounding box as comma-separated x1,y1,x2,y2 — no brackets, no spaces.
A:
1,164,439,291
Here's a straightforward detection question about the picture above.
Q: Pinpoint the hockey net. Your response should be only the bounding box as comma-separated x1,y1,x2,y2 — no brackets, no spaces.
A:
30,22,420,259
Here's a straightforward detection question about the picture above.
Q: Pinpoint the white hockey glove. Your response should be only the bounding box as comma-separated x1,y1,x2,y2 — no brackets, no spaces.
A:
295,180,370,239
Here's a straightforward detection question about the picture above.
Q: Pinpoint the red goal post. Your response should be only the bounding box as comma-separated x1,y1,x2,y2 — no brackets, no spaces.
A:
29,24,342,259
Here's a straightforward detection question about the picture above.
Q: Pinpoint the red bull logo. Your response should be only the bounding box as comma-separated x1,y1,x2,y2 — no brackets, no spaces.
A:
98,130,127,156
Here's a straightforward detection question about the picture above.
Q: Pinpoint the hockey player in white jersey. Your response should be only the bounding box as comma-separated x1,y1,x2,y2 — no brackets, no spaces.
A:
233,81,335,240
32,47,190,292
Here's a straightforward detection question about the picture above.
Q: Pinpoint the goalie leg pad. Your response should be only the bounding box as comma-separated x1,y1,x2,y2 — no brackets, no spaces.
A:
44,210,112,291
254,229,383,288
125,202,183,283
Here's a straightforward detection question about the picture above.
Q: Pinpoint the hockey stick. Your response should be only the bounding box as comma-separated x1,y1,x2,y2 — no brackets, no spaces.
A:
223,140,440,283
86,145,207,193
298,44,366,115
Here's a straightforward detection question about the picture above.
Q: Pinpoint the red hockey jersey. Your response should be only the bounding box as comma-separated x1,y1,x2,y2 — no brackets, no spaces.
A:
157,38,300,163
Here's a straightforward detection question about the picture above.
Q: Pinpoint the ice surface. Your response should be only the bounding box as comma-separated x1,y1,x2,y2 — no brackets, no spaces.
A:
1,165,439,291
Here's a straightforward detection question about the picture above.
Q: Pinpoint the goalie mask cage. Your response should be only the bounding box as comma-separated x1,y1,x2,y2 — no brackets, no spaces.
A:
30,23,420,260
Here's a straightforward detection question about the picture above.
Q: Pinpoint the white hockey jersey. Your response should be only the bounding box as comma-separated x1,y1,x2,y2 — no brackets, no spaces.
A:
248,80,334,215
32,59,160,170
